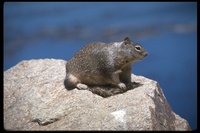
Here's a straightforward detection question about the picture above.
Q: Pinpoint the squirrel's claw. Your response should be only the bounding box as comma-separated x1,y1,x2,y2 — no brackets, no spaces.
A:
118,83,126,91
77,83,88,90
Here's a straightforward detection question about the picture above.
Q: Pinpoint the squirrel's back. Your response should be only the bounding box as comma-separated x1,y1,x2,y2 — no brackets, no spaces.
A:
66,42,109,76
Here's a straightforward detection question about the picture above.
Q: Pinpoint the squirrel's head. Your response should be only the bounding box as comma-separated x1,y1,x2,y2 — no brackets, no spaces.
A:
122,37,148,62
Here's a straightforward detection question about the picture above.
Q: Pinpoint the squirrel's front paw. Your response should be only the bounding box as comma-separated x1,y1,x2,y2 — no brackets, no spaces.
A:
118,83,126,91
77,83,88,90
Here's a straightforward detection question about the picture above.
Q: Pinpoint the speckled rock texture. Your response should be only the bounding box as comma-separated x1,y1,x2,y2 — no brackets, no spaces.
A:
4,59,191,131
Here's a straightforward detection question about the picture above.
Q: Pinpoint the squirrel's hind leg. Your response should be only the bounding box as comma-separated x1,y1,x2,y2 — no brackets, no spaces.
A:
64,73,88,90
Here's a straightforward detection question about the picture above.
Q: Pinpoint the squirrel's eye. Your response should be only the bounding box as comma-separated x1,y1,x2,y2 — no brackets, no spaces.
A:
135,45,141,51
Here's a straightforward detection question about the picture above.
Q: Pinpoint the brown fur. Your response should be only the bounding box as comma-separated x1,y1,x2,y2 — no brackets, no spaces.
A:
64,37,147,96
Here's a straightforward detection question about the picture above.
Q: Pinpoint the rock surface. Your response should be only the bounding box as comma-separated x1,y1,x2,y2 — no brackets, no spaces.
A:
4,59,191,131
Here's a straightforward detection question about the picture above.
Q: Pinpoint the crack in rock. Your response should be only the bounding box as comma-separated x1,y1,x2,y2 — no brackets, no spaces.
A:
31,118,60,126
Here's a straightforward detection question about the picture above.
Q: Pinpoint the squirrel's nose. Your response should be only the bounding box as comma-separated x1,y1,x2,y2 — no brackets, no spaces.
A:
144,52,148,57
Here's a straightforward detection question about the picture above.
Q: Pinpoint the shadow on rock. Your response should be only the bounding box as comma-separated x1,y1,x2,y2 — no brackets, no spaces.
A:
64,80,142,98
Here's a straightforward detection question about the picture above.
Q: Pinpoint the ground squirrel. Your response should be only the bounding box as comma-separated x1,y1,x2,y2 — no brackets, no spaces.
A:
64,37,147,96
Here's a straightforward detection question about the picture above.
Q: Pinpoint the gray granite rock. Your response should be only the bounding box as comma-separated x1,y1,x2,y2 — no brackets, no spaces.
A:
4,59,191,130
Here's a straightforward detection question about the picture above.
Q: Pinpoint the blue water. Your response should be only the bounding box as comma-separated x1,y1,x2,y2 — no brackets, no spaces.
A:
4,2,197,130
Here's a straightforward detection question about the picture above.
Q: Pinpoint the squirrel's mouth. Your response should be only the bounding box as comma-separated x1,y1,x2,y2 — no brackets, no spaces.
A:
139,52,148,60
141,52,148,59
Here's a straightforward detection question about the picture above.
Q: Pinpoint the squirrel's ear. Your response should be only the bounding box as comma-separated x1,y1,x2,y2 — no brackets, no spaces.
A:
124,37,131,45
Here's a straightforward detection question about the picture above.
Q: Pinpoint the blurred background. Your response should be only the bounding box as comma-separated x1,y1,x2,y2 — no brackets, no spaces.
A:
4,2,197,130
